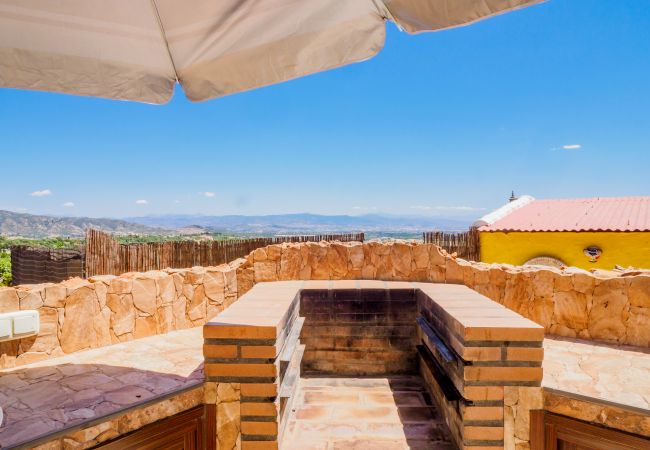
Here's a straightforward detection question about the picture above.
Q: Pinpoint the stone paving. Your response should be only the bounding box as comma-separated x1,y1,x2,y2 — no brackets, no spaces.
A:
2,318,650,448
543,336,650,411
281,376,455,450
0,328,204,449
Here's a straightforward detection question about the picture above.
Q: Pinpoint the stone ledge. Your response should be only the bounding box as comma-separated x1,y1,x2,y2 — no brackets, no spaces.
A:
0,328,204,449
542,336,650,418
543,389,650,438
415,283,544,343
204,281,303,341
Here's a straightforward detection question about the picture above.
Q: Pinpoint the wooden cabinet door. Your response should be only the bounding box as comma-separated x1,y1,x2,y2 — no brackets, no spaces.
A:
97,406,212,450
530,411,650,450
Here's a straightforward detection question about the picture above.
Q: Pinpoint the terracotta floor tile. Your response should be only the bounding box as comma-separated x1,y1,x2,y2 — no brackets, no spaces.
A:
303,391,360,404
330,406,401,422
282,376,453,449
294,405,334,421
282,440,330,450
361,392,397,405
362,423,414,440
330,439,409,450
285,422,333,439
325,423,373,439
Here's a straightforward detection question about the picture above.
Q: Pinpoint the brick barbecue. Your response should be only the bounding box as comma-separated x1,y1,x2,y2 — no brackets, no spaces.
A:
203,281,544,449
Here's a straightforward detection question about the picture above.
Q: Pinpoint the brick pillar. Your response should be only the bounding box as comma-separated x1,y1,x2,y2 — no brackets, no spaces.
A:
203,282,302,450
204,324,281,449
416,284,544,450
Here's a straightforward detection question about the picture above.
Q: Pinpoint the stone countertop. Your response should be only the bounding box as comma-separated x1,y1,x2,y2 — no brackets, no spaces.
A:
416,283,544,342
543,336,650,412
0,328,204,449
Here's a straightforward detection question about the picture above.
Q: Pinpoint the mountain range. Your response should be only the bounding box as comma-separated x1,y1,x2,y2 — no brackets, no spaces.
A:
126,213,472,235
0,210,473,238
0,210,164,238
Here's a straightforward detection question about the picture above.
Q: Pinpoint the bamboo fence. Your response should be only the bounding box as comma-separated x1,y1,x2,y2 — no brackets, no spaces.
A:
422,228,480,261
84,229,364,277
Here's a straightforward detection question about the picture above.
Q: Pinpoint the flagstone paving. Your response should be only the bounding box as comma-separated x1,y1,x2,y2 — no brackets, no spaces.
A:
281,376,455,450
2,326,650,449
0,328,204,449
543,336,650,411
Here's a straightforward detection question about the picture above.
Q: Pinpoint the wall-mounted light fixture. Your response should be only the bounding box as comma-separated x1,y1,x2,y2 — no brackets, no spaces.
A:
583,246,602,263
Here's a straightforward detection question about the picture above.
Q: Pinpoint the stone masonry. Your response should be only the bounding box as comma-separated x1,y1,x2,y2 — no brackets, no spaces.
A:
1,240,649,371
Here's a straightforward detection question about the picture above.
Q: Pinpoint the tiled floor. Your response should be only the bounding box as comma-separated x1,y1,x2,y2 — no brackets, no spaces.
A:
0,328,204,449
281,376,454,450
543,336,650,411
3,326,649,449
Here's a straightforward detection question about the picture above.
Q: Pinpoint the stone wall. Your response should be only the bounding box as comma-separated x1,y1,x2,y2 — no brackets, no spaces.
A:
0,262,240,369
239,241,650,347
2,240,649,369
504,386,543,450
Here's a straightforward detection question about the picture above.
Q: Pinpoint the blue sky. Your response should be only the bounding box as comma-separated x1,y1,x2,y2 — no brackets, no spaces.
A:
1,0,648,220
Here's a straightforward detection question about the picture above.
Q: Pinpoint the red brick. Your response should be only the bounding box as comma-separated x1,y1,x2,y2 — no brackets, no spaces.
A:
241,383,278,397
241,441,278,450
461,347,501,361
506,347,544,361
463,425,503,440
464,366,542,382
241,345,277,358
205,363,276,377
203,324,276,339
241,421,277,436
203,344,237,358
241,402,278,417
463,386,504,401
462,406,503,421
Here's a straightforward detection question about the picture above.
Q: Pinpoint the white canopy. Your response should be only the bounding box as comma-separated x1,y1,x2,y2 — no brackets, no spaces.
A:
0,0,541,103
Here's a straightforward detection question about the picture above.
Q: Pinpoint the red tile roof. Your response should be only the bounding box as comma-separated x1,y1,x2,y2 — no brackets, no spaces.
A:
479,196,650,232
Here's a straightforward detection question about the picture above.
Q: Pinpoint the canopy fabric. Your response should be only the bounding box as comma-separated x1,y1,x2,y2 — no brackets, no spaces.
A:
384,0,542,33
0,0,541,104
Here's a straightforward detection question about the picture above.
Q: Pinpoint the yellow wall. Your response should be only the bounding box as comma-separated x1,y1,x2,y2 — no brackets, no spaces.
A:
480,231,650,270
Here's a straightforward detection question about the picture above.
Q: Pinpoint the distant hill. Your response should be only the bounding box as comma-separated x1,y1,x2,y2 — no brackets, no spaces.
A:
127,213,472,236
0,210,474,239
0,210,166,238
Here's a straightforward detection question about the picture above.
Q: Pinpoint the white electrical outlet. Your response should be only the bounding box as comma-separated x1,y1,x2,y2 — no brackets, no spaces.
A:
0,310,40,341
0,317,11,340
13,311,39,336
